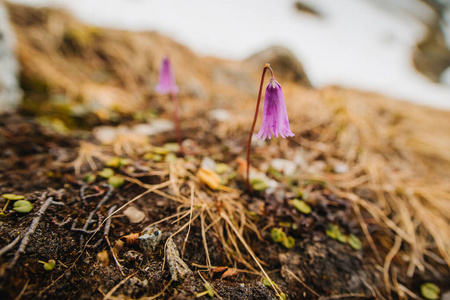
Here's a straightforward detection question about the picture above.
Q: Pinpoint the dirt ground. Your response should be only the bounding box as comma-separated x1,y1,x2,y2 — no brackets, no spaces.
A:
0,111,447,300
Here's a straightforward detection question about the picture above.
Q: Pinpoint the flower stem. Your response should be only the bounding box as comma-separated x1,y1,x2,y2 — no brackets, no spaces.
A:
170,92,184,154
246,64,273,192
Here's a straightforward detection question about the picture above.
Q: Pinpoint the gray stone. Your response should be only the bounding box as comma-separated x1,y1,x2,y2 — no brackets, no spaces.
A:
246,46,312,87
0,2,21,112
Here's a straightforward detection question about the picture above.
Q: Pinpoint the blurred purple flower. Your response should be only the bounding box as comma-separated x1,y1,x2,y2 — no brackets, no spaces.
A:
155,56,178,95
256,78,294,140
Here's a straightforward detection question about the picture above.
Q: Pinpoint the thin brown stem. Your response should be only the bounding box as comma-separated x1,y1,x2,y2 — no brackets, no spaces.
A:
170,92,184,154
246,64,273,192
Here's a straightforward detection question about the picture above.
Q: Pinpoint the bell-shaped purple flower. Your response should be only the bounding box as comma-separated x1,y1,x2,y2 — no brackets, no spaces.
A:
155,56,179,95
256,78,294,140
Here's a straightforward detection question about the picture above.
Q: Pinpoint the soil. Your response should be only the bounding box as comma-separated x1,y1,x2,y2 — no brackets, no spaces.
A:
0,112,448,300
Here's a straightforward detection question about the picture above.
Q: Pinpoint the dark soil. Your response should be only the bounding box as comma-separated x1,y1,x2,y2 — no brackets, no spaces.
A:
2,112,447,300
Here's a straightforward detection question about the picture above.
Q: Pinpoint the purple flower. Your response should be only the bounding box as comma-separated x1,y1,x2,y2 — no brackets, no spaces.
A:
256,78,294,140
155,56,178,95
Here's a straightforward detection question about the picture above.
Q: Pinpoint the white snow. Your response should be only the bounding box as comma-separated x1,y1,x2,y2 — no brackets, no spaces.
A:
10,0,450,109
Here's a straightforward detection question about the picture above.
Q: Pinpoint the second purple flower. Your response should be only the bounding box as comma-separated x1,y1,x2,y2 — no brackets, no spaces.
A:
155,56,179,95
256,78,295,140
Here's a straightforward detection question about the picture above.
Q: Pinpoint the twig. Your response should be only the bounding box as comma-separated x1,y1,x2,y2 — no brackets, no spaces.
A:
73,184,114,247
14,279,29,300
103,272,136,300
181,183,194,258
197,271,224,300
0,235,21,257
1,196,64,288
104,205,123,275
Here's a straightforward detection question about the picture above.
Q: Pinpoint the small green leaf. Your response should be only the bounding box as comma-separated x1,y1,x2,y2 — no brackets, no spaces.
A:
143,153,153,160
83,173,96,183
165,153,177,163
421,283,440,300
152,154,163,162
336,233,347,244
267,166,283,181
271,228,286,243
250,178,267,191
105,157,130,168
2,194,25,200
98,168,114,178
108,175,124,188
163,143,180,153
291,199,311,214
43,259,56,271
214,163,229,174
153,147,168,155
13,200,33,213
325,223,340,239
280,293,286,300
262,278,272,287
205,283,214,298
281,236,295,249
348,234,362,250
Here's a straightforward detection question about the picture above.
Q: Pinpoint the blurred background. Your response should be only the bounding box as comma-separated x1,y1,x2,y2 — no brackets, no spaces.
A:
5,0,450,109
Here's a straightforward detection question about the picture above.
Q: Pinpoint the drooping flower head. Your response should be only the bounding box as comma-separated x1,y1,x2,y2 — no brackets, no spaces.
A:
256,77,294,140
155,56,179,95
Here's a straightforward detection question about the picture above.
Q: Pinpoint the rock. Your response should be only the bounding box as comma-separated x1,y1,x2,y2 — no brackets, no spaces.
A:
413,22,450,83
0,2,22,111
165,237,192,281
246,46,312,87
294,1,321,17
412,1,450,83
123,206,145,224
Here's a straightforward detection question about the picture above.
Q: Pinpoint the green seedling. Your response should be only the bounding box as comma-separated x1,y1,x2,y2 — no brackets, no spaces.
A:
13,200,33,213
271,228,286,243
165,153,177,162
214,163,229,174
152,147,168,155
2,194,26,213
291,199,311,214
281,236,295,249
267,166,283,181
105,157,130,168
421,283,440,300
163,142,180,153
347,234,362,250
271,228,295,249
2,194,25,200
108,175,124,188
250,178,268,191
38,259,56,271
83,173,96,183
195,282,214,298
98,168,114,178
325,223,340,239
